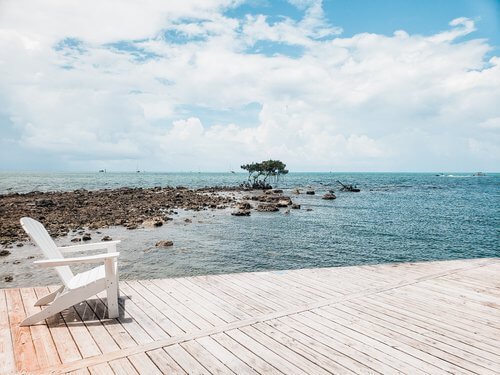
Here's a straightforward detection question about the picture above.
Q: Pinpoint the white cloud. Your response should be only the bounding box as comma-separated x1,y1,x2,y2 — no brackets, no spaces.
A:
0,1,499,172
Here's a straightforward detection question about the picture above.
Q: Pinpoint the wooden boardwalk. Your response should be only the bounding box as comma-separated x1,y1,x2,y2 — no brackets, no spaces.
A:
1,258,499,374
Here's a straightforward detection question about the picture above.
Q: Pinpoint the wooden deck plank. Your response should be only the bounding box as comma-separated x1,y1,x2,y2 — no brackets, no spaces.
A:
196,335,258,374
313,306,487,374
273,316,378,374
270,270,344,299
211,332,282,374
59,305,102,359
187,275,267,316
127,352,162,374
338,300,500,368
294,266,389,291
154,278,228,326
180,339,235,374
322,304,497,374
2,258,499,374
437,274,500,297
289,311,429,375
216,274,292,310
108,358,139,375
72,301,120,354
236,272,316,305
34,286,83,364
19,287,61,368
5,288,40,373
378,289,500,336
163,343,210,374
225,328,307,374
235,271,319,304
418,278,500,307
384,284,500,325
176,277,248,322
382,285,500,329
66,369,90,375
239,324,331,374
85,297,140,350
362,294,500,353
0,289,16,374
192,275,275,314
146,348,187,374
120,281,184,337
87,362,115,375
117,283,171,340
144,279,214,330
127,280,196,334
253,321,354,374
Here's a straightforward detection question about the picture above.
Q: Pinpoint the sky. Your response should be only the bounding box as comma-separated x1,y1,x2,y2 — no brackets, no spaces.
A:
0,0,499,172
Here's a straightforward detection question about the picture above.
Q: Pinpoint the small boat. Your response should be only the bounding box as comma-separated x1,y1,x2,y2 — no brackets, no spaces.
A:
473,172,486,176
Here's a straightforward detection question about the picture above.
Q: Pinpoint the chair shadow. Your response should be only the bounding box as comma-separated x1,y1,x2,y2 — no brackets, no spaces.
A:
48,294,134,327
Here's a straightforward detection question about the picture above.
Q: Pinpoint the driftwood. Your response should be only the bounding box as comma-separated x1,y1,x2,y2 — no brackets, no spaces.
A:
337,180,360,192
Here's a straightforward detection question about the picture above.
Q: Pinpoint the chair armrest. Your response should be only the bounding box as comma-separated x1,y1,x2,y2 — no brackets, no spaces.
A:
58,240,121,253
34,252,119,267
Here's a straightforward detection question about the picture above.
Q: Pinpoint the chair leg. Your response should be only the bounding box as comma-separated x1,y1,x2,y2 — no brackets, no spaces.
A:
34,286,64,306
105,259,119,319
21,290,89,326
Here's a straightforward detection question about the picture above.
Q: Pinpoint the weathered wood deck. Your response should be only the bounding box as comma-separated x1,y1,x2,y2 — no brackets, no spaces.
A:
1,258,499,374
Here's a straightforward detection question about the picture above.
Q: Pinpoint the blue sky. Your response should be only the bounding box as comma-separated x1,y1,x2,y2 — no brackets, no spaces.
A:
0,0,499,172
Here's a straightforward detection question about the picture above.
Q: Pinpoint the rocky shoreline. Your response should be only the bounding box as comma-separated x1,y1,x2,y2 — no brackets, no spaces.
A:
0,186,300,247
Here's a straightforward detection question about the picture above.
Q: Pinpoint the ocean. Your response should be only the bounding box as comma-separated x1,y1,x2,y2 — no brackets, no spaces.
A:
1,172,498,287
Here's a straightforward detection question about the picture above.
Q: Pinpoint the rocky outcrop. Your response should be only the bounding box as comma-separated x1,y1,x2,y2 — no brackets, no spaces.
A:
0,186,237,245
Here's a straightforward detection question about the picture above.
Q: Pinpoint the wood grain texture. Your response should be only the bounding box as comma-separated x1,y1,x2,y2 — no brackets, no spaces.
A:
1,257,497,374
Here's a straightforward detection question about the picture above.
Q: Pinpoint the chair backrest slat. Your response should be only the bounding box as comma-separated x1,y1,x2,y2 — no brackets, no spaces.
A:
20,217,74,286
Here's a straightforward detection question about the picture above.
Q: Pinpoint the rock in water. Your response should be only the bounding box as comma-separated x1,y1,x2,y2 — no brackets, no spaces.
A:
231,210,251,216
306,190,315,195
238,202,252,210
101,236,112,241
0,250,11,256
322,193,336,200
82,234,92,241
256,204,279,212
156,240,174,247
277,199,292,207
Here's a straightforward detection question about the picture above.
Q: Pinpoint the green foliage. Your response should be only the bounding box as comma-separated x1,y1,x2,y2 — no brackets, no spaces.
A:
241,159,289,186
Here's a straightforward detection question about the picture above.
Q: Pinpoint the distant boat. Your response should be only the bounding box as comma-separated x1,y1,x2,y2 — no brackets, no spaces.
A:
473,172,486,176
98,169,106,173
230,171,236,174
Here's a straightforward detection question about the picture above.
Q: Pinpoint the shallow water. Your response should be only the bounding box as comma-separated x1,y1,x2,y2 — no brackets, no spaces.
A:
1,172,498,287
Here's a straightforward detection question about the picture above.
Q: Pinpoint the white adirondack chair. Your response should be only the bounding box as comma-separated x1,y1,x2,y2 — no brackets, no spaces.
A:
20,217,120,326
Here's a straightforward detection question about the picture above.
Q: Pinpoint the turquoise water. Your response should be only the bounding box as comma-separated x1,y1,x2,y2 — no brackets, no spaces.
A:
1,172,498,284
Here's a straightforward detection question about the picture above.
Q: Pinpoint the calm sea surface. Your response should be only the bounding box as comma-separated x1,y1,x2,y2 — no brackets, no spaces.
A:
1,172,498,287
